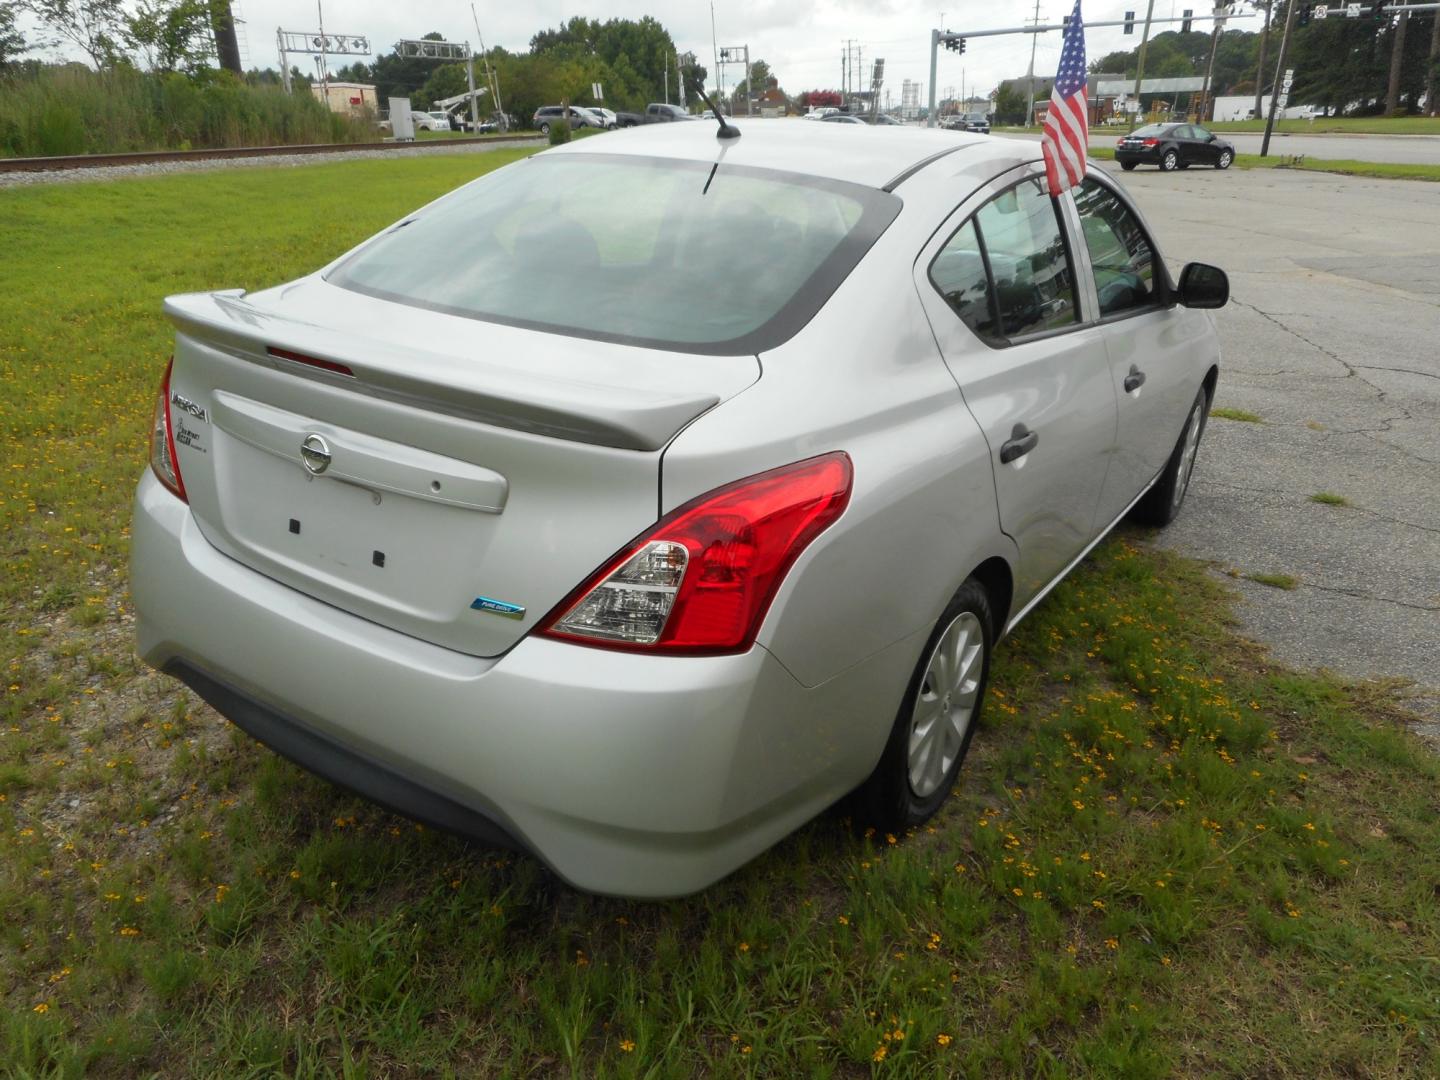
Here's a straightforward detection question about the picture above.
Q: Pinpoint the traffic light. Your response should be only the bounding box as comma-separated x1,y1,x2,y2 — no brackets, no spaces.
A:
1297,4,1311,25
1370,0,1386,15
1123,10,1136,34
1181,8,1193,31
943,34,966,54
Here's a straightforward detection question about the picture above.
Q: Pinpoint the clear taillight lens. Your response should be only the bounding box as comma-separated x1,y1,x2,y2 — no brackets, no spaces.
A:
538,453,852,655
148,358,187,502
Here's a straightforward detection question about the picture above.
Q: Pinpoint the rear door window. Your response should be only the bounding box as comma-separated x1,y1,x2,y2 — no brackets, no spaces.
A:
929,176,1081,344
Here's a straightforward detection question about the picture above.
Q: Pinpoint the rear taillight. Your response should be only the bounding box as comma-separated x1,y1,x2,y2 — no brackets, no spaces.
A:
1142,137,1159,148
148,358,187,503
538,452,853,655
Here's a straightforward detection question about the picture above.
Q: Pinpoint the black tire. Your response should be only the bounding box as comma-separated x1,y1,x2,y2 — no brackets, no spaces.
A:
857,579,994,830
1160,148,1179,172
1131,385,1210,527
1121,161,1138,171
1217,149,1233,169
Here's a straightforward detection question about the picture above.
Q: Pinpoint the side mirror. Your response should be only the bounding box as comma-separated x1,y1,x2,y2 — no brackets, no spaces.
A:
1176,262,1229,309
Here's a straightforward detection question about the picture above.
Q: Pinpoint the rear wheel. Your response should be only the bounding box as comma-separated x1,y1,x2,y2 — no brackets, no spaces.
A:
1217,149,1233,169
1161,148,1179,171
539,122,550,135
1131,385,1209,526
858,580,993,829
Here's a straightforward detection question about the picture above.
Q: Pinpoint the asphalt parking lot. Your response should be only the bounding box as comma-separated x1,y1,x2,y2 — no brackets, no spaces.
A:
1104,163,1440,727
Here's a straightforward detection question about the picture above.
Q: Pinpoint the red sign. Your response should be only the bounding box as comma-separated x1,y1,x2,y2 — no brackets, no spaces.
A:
349,96,362,105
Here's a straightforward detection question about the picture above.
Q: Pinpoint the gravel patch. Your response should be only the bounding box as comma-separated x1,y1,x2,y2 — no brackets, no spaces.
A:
0,138,543,189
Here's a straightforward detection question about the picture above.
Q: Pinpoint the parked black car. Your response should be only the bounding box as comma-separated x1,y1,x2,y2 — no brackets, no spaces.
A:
1115,123,1235,172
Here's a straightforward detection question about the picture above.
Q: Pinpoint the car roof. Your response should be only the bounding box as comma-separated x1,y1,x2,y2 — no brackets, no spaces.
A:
548,118,1004,190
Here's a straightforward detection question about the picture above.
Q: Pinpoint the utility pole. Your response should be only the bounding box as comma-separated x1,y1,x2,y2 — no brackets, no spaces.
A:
744,45,752,115
1253,0,1272,121
928,29,939,124
1130,0,1157,129
1025,0,1042,126
664,50,669,104
1385,10,1409,115
1260,0,1299,156
711,3,721,100
1429,7,1440,117
1199,3,1228,122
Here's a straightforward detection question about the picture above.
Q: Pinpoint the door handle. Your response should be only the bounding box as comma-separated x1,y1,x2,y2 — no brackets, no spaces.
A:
1124,366,1147,393
999,424,1039,464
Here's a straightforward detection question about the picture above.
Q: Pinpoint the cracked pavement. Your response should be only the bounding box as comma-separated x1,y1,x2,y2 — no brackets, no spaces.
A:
1101,164,1440,725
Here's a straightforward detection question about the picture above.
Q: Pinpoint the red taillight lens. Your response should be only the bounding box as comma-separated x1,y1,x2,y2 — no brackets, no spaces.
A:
148,358,188,502
538,452,853,655
1142,137,1159,148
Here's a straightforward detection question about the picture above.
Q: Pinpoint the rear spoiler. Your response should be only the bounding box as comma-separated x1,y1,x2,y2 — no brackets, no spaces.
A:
163,290,724,452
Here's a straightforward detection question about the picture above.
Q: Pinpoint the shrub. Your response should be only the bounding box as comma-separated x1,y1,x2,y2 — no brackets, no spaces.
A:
0,65,373,157
548,117,571,145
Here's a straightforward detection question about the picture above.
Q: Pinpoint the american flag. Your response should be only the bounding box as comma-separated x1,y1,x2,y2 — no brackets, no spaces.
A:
1042,0,1089,196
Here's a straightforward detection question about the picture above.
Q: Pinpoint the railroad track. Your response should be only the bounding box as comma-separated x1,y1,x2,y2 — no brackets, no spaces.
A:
0,135,544,173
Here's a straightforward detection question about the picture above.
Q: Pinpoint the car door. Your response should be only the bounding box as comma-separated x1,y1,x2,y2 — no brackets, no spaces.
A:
1190,125,1220,164
1068,174,1201,524
914,169,1119,607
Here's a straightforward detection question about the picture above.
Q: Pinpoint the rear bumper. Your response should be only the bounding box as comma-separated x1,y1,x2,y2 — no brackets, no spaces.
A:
131,472,908,897
1115,148,1162,165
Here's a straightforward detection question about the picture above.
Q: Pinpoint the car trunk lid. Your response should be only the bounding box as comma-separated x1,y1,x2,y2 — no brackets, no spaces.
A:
163,281,760,657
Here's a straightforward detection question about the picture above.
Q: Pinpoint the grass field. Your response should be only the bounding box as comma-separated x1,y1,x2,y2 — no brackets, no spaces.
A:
4,155,1440,1077
1206,116,1440,135
1088,145,1440,182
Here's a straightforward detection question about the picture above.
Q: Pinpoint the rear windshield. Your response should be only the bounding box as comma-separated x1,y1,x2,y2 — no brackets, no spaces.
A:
326,153,901,355
1129,124,1171,137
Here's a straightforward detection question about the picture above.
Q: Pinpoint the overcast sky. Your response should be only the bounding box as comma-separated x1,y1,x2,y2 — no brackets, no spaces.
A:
23,1,1215,106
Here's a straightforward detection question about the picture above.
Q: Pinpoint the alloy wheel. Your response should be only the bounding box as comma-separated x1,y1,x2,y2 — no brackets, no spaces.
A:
1172,397,1206,511
907,611,984,798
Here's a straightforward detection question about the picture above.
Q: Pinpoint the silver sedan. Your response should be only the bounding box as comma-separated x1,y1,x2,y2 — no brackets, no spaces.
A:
132,121,1227,897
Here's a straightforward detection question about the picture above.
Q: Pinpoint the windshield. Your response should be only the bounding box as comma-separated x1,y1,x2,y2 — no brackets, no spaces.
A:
327,154,901,354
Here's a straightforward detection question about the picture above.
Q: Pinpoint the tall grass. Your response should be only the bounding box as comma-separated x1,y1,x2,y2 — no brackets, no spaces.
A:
0,65,375,157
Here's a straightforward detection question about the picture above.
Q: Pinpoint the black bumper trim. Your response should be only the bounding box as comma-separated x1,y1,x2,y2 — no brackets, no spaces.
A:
166,660,522,852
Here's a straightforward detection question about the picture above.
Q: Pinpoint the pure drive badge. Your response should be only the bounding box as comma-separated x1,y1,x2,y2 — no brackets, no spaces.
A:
470,596,526,619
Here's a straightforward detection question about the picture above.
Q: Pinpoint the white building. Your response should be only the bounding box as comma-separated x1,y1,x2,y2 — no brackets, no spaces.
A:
1212,95,1317,122
311,82,378,118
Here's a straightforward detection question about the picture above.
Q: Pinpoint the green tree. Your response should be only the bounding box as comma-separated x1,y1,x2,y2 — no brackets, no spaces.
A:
416,63,470,108
369,30,446,106
993,83,1027,124
1,4,36,67
729,57,773,108
124,0,212,72
18,0,127,68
